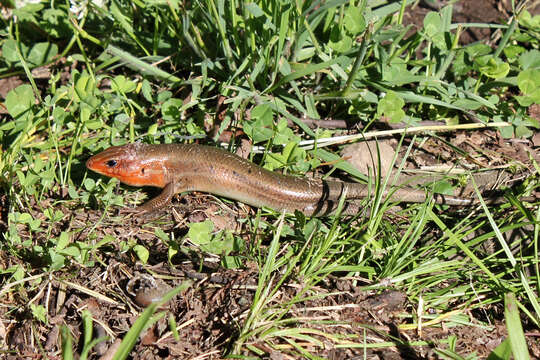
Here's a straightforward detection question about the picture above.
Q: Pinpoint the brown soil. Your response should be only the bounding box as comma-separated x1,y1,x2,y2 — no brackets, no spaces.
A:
404,0,540,45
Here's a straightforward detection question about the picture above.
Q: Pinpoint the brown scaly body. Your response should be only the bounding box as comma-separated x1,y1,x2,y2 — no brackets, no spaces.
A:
86,143,473,216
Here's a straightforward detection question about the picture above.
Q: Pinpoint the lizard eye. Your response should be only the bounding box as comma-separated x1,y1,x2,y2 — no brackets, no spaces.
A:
141,168,145,175
105,159,118,167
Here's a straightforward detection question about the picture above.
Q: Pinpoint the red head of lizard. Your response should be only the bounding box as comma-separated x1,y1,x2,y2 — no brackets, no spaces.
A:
86,143,168,188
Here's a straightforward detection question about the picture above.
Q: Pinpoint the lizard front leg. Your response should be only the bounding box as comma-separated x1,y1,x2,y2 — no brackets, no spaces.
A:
136,182,177,213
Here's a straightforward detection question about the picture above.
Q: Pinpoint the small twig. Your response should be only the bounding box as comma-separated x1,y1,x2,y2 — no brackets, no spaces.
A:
385,120,446,129
287,117,446,130
298,121,512,149
287,116,352,129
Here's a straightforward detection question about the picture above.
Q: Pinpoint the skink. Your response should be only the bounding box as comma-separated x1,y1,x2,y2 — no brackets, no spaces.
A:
86,143,473,216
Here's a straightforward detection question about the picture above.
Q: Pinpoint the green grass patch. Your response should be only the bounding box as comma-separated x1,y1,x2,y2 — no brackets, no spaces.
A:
0,0,539,358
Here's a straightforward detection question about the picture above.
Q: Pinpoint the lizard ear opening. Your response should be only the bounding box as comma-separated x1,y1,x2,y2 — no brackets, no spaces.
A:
141,168,145,175
106,159,118,168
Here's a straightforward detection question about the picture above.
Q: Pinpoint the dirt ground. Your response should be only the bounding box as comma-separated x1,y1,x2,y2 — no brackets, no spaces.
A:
1,0,540,359
406,0,519,45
